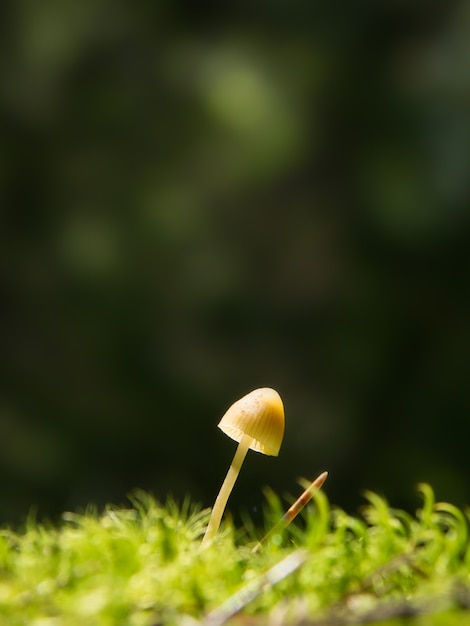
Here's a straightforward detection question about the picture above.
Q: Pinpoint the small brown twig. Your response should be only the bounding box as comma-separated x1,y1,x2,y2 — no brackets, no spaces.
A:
252,471,328,554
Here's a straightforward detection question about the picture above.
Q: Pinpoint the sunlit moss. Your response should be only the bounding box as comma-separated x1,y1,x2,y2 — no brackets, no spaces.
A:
0,487,469,625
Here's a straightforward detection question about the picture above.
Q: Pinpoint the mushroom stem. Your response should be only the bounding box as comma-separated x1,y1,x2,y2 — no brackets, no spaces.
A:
202,433,253,544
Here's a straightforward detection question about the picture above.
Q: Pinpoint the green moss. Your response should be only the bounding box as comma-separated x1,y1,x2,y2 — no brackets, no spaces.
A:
0,486,469,625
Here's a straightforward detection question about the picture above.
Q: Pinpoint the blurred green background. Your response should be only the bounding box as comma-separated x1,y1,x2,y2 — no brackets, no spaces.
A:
1,0,470,524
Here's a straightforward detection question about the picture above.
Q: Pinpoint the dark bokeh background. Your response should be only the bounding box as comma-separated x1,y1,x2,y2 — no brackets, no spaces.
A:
1,0,470,524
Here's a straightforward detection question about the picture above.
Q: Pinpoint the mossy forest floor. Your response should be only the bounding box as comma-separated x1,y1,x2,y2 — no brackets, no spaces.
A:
1,485,470,625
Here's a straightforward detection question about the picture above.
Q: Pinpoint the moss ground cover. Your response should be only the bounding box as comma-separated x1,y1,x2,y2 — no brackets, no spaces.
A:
0,485,470,625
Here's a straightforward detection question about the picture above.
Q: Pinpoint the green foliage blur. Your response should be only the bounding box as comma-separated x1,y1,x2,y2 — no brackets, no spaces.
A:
1,0,470,523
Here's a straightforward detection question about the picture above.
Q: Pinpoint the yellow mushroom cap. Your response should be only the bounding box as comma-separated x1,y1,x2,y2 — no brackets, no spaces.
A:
218,387,285,456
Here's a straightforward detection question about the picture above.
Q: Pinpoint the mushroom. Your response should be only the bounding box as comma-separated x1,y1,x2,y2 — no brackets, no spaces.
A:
202,387,285,544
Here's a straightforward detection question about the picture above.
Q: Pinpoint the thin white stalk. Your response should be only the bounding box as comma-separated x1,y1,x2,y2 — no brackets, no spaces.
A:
202,433,253,544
